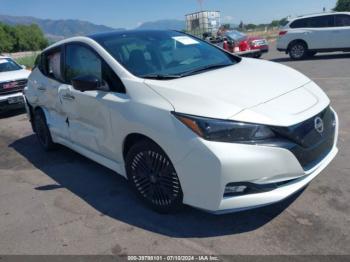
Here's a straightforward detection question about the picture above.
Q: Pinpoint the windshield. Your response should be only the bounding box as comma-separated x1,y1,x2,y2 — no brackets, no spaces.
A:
93,31,239,78
0,58,22,73
226,31,246,41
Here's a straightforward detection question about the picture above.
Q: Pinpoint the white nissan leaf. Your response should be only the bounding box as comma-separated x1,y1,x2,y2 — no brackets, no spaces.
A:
24,30,339,214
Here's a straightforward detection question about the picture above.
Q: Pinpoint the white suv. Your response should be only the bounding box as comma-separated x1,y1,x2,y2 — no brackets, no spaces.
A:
25,30,338,214
277,12,350,60
0,56,30,112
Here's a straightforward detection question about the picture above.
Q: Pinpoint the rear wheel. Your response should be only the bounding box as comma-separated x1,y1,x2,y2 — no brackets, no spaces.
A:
125,140,183,213
289,41,308,60
34,109,56,151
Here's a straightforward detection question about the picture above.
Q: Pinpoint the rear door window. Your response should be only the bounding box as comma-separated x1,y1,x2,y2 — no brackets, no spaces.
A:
290,16,334,28
308,15,334,28
41,47,63,82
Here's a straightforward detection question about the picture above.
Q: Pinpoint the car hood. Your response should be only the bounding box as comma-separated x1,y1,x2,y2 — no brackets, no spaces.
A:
145,58,312,120
0,69,31,83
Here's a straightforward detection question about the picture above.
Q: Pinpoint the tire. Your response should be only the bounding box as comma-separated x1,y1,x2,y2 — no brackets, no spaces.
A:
253,53,262,59
125,140,183,213
289,41,308,60
34,109,56,151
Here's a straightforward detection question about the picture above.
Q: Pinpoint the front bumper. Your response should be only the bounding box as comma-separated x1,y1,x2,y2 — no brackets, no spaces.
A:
175,110,339,213
0,92,25,112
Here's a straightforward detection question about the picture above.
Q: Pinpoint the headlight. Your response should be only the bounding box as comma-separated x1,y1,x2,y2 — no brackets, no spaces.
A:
173,112,275,143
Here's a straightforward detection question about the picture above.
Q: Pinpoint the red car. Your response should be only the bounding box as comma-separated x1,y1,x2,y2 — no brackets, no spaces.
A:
223,30,269,58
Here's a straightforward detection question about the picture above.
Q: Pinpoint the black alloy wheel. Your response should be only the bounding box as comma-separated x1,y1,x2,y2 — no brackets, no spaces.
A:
126,140,183,213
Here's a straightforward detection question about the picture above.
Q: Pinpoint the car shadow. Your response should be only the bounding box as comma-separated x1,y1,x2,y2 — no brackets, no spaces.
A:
270,52,350,63
0,108,26,119
10,134,304,238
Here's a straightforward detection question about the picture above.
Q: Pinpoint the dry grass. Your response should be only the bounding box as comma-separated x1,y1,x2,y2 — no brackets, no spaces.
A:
246,29,279,40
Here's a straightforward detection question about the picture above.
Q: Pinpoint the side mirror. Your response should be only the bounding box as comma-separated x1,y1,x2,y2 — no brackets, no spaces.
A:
72,75,100,92
21,65,26,69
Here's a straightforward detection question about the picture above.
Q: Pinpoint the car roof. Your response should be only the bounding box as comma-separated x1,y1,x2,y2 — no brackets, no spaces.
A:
0,55,11,59
88,29,173,41
290,11,350,22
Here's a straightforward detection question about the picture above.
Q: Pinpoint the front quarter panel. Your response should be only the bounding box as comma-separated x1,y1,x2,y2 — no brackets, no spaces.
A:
107,78,200,176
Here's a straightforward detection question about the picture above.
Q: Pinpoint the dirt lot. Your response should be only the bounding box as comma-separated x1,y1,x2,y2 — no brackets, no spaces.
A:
0,44,350,255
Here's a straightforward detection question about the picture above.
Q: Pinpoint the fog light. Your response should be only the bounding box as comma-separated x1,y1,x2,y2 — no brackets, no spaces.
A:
224,185,247,195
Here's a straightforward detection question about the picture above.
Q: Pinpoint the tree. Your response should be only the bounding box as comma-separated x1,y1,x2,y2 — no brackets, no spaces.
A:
334,0,350,11
0,23,48,53
238,21,244,30
222,24,231,30
279,17,289,27
0,24,15,52
246,24,257,30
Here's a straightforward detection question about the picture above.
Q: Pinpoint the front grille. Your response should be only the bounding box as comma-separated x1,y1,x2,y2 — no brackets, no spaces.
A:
0,79,28,95
273,107,336,170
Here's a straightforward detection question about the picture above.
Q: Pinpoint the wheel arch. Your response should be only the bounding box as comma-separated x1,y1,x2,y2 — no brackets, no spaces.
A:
31,106,50,132
122,133,160,161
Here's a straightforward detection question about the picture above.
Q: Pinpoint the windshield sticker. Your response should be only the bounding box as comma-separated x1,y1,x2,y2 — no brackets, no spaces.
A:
0,59,8,64
172,36,199,45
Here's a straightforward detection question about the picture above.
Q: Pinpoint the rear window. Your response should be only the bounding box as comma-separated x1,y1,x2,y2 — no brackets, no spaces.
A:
290,15,334,28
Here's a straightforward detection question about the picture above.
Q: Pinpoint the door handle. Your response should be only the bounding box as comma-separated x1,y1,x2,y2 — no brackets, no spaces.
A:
62,94,75,100
37,86,46,91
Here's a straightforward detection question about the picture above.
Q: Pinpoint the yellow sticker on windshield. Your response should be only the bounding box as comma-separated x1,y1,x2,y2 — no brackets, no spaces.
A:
172,36,199,45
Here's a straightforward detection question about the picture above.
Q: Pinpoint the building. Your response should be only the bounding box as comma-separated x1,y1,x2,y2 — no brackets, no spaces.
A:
185,11,221,38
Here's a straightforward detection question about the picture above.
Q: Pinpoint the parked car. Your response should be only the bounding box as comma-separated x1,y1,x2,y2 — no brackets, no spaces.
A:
223,30,269,58
0,56,30,112
277,12,350,60
24,30,338,214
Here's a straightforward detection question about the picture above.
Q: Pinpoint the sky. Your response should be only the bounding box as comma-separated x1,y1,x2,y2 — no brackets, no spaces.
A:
0,0,337,29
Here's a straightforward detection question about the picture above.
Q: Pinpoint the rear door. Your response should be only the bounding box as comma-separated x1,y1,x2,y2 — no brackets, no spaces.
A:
333,14,350,48
59,42,125,159
33,47,70,140
304,15,335,49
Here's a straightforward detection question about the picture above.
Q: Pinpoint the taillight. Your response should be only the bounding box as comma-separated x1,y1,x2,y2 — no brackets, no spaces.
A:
239,40,250,52
279,31,288,36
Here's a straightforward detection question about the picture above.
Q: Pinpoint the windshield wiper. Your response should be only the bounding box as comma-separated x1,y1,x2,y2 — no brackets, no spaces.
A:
141,74,182,80
180,63,232,77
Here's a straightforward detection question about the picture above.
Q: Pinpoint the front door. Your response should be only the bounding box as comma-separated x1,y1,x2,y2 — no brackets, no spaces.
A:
60,43,113,157
333,14,350,49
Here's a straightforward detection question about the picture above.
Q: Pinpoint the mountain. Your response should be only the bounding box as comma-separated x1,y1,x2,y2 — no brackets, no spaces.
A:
136,19,185,30
0,14,123,41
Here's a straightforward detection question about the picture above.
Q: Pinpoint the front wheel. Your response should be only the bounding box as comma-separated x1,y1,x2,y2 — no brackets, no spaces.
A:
125,140,183,213
289,42,308,60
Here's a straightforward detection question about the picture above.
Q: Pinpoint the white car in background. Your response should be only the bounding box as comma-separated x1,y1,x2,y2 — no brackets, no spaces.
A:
0,56,31,112
277,12,350,60
25,30,338,214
